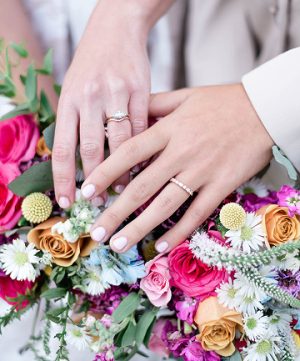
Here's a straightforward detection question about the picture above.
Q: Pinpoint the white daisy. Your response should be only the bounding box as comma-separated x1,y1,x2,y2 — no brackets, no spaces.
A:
274,250,300,272
216,278,239,310
66,324,91,351
0,239,39,281
243,334,281,361
84,266,107,296
237,178,268,197
225,213,265,253
268,311,292,334
243,311,269,341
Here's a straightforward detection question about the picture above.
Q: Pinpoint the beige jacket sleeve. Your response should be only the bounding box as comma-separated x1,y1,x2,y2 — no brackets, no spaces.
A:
242,47,300,171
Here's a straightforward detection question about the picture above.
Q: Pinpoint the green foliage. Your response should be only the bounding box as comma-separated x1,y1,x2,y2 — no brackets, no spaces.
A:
43,122,55,150
36,49,53,75
10,42,28,58
0,302,35,334
272,145,298,182
42,301,51,356
135,310,157,347
113,293,141,323
41,287,67,300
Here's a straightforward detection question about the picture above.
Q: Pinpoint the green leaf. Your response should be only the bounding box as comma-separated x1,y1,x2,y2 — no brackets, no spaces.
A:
113,293,140,323
53,83,61,96
25,64,37,103
223,351,242,361
36,49,53,75
39,91,55,126
5,48,11,77
136,310,156,346
10,42,28,58
46,307,66,318
121,321,137,347
0,103,30,121
143,318,156,347
0,38,4,53
272,145,298,181
43,122,55,150
8,160,54,196
41,288,67,300
0,76,16,98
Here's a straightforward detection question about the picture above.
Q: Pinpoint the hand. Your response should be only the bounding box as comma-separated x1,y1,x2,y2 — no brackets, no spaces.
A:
52,1,152,209
80,84,274,253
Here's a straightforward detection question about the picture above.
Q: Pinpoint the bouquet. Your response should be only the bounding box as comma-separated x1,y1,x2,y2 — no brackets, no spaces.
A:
0,42,300,361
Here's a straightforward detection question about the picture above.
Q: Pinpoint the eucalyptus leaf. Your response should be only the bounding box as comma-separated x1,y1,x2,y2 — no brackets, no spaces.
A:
5,48,11,77
10,42,28,58
223,351,242,360
25,64,37,103
43,122,55,150
136,310,156,346
121,322,137,347
0,103,30,121
41,288,67,300
53,83,61,96
113,293,140,323
46,307,66,318
272,145,298,181
0,76,16,98
8,160,53,196
36,49,53,75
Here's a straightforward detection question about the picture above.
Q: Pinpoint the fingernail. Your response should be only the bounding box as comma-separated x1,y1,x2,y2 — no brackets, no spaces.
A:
91,196,104,207
81,184,96,199
112,236,128,250
114,185,125,194
155,241,168,253
58,196,70,209
91,227,106,242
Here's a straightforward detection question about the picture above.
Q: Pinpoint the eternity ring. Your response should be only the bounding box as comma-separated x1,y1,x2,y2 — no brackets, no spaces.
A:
170,177,194,196
106,110,130,123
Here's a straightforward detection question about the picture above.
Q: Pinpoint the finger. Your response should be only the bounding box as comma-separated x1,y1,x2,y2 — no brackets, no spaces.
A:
81,122,168,199
52,97,78,209
155,183,229,253
106,98,131,193
89,152,177,243
149,88,194,118
79,91,106,205
130,91,149,137
109,173,198,253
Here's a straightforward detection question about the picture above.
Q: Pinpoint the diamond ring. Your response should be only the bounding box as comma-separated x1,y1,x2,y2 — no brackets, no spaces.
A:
106,110,130,123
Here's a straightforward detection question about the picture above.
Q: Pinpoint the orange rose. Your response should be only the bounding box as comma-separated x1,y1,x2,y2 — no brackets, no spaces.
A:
27,217,97,267
36,136,51,157
194,296,243,357
259,205,300,246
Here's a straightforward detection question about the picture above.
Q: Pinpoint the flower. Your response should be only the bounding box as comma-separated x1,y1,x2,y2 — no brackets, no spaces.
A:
225,212,265,253
216,278,239,310
242,191,278,212
27,217,97,267
243,311,269,341
237,178,268,197
36,136,51,157
83,265,108,296
22,192,52,223
148,319,171,357
0,161,22,231
0,114,39,165
0,239,39,281
180,340,221,361
168,241,228,299
175,296,198,325
276,270,300,298
219,203,246,230
277,185,300,217
194,296,243,357
259,205,300,246
140,255,171,307
66,324,92,351
0,273,34,309
242,334,281,361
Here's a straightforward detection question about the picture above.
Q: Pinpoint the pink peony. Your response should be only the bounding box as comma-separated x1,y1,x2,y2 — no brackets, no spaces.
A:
0,162,22,231
0,273,34,309
148,319,170,357
0,114,39,165
168,241,228,300
140,255,172,307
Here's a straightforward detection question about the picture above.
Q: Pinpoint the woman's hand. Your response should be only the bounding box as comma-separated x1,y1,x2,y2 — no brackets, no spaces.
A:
80,84,274,253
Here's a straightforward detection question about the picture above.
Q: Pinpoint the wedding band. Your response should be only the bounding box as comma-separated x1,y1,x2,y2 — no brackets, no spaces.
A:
106,110,129,123
170,178,194,196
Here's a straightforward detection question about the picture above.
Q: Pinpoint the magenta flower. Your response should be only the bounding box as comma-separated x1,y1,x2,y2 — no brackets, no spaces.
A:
175,296,198,325
242,191,278,212
277,185,300,217
180,340,220,361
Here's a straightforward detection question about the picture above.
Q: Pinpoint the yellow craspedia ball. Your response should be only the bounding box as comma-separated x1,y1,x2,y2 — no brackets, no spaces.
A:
220,202,246,230
292,331,300,349
22,192,52,223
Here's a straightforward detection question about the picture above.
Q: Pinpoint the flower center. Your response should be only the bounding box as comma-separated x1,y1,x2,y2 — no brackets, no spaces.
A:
72,329,83,338
241,225,253,241
246,317,257,330
287,196,300,206
243,296,254,304
243,187,254,195
256,340,272,354
89,272,100,282
14,251,28,266
227,287,236,298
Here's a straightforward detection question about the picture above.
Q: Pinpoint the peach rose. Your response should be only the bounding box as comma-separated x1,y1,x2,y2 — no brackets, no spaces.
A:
194,296,243,357
259,205,300,246
36,136,51,157
27,217,97,267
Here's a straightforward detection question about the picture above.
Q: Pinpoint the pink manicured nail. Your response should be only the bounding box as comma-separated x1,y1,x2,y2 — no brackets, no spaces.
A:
91,227,106,242
58,196,70,209
112,236,128,250
114,185,125,194
155,241,168,253
91,196,104,207
81,184,96,199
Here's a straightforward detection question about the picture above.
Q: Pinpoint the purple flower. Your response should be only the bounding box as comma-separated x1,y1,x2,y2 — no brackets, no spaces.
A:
93,347,115,361
175,296,198,325
0,233,19,246
242,191,278,212
276,270,300,298
180,340,220,361
277,185,300,217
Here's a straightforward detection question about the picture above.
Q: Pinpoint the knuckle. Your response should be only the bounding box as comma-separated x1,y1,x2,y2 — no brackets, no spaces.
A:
129,222,144,240
83,81,101,100
129,182,151,203
54,173,71,185
106,77,127,96
103,209,121,227
189,207,204,222
52,143,72,163
132,119,146,134
80,142,101,159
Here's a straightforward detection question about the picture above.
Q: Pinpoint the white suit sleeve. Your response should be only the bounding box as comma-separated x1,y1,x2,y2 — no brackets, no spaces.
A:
242,47,300,171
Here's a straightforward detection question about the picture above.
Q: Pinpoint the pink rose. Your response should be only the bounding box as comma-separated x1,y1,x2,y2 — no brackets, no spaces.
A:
148,319,170,357
0,162,22,231
140,255,172,307
0,272,34,309
0,114,39,165
168,241,228,300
